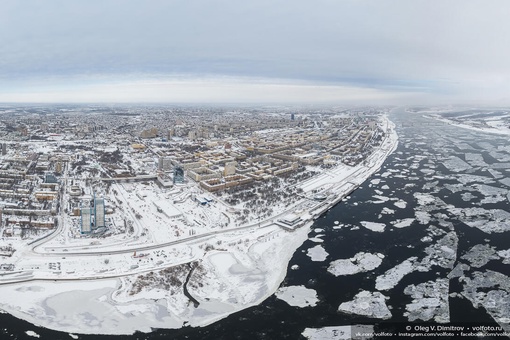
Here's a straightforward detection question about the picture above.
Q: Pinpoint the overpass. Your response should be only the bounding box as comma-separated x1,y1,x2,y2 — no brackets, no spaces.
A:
94,174,158,182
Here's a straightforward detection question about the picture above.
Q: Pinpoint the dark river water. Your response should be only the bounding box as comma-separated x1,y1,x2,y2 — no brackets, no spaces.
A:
4,108,510,339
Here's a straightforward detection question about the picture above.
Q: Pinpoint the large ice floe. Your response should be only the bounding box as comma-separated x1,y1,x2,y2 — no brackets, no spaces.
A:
275,285,319,307
391,218,415,229
403,279,449,323
415,210,431,224
302,325,374,340
497,249,510,264
461,244,500,268
360,221,386,232
376,231,458,291
448,206,510,233
461,270,510,331
375,257,419,291
327,252,384,276
306,245,329,262
441,156,472,172
393,199,407,209
338,291,392,319
421,231,458,269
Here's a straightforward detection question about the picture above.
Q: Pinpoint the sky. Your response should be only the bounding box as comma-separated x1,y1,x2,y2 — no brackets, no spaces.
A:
1,0,510,104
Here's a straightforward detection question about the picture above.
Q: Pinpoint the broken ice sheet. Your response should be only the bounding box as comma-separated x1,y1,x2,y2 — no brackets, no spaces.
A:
461,244,499,268
338,291,391,319
327,252,384,276
404,278,449,323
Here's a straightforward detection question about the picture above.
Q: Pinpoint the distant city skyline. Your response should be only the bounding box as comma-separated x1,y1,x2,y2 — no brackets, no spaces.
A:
1,0,509,104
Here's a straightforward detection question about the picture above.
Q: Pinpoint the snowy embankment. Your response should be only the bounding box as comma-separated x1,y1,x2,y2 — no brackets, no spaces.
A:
0,224,313,335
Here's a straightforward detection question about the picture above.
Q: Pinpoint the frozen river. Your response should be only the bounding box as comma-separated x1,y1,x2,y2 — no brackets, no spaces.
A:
5,107,510,339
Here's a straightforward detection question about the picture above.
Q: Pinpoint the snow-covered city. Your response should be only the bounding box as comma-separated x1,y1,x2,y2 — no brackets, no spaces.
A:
0,105,398,334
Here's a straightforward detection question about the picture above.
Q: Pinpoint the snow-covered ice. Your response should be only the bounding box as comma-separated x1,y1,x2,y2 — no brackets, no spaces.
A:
327,252,384,276
381,207,395,215
442,156,472,172
393,200,407,209
275,285,319,307
375,257,418,291
338,291,392,319
404,279,449,323
415,210,431,224
306,245,329,262
360,221,386,233
497,249,510,264
302,325,374,340
391,218,415,229
461,244,499,268
25,331,40,338
461,270,510,331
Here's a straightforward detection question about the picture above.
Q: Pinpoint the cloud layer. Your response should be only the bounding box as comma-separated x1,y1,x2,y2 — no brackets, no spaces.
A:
1,0,510,104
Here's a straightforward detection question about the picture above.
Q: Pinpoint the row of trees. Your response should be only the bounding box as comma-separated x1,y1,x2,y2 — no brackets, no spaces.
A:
129,263,190,295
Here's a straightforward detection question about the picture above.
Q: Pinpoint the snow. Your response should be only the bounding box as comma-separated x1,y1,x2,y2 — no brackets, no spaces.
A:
360,221,386,232
302,325,375,340
275,285,319,307
461,270,510,331
375,257,418,291
338,291,392,319
447,263,470,279
25,331,40,338
461,244,499,268
0,279,168,335
442,156,472,172
415,211,431,224
414,192,436,205
372,195,390,203
381,207,395,215
209,252,238,271
306,245,329,262
499,177,510,187
391,218,414,228
450,206,510,233
393,200,407,209
404,279,450,323
497,249,510,264
327,252,383,276
428,111,510,138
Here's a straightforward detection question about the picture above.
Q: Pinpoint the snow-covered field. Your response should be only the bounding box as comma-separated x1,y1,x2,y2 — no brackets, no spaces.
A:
423,109,510,136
